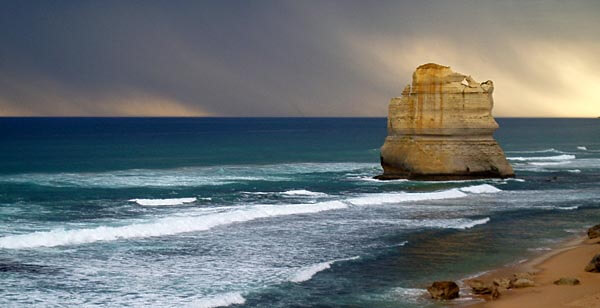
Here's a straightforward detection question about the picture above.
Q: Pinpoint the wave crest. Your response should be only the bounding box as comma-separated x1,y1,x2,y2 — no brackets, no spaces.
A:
290,256,359,283
129,197,197,206
191,292,246,308
508,154,575,161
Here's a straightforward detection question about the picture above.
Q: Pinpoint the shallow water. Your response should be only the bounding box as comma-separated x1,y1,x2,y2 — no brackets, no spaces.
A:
0,118,599,307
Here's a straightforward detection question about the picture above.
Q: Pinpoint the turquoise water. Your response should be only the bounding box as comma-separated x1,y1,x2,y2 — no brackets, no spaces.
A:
0,118,599,307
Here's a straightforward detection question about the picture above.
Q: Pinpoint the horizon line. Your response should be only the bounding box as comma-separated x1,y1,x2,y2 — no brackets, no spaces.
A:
0,116,598,119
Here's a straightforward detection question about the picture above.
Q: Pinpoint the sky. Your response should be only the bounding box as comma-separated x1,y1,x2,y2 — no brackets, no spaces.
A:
0,0,599,117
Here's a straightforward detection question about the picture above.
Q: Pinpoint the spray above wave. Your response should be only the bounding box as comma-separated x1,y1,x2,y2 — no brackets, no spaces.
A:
290,256,360,283
129,197,197,206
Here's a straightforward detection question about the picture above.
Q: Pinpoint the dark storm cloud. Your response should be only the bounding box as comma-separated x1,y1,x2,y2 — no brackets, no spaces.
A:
1,0,599,116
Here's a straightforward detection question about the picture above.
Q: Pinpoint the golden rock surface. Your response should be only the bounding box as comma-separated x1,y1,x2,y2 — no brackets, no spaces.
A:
377,63,514,180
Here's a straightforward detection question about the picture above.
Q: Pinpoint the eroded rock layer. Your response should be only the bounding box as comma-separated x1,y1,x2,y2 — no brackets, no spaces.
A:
377,63,514,180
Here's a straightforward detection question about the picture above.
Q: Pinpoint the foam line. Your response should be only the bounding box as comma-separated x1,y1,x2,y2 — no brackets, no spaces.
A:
129,197,197,206
0,201,348,249
0,186,497,249
507,154,575,161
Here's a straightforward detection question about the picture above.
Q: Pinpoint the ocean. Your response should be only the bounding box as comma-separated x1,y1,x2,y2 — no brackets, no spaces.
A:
0,117,599,307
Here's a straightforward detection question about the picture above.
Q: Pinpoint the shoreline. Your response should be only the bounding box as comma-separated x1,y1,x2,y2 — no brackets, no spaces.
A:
453,231,600,308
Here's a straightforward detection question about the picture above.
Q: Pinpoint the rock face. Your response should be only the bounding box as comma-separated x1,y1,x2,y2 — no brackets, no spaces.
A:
587,224,600,239
466,279,495,295
427,281,460,300
585,254,600,272
377,63,514,180
510,278,535,288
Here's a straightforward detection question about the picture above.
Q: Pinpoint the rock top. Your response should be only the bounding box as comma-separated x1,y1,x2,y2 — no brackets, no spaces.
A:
377,63,514,180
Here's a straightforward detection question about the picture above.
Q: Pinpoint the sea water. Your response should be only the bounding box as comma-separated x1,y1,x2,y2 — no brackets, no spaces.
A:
0,118,599,307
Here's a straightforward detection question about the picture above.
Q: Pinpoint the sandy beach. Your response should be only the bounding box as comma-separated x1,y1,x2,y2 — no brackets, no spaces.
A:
464,233,600,308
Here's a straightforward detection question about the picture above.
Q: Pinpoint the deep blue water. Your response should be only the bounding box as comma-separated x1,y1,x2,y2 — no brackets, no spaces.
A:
0,117,599,307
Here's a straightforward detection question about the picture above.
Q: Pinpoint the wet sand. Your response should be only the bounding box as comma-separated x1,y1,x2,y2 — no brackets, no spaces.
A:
465,235,600,308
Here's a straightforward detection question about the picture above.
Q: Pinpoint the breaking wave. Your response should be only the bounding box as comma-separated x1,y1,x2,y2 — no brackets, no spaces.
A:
0,201,349,249
347,184,500,206
577,146,587,151
529,161,570,166
129,197,197,206
0,185,497,249
459,184,502,194
280,190,327,197
506,148,564,154
190,292,246,308
346,189,467,206
507,154,575,161
290,256,360,283
399,217,491,230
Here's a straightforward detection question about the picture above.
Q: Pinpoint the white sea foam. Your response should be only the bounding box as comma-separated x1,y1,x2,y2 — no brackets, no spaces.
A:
191,292,246,308
507,154,575,161
567,169,582,173
530,161,570,166
0,162,378,188
386,287,428,303
506,148,564,154
459,184,502,194
528,247,552,251
557,206,579,210
346,188,467,206
129,197,197,206
383,241,409,248
0,186,492,249
280,190,327,197
0,201,349,249
538,205,579,211
400,217,491,230
350,176,409,183
290,256,359,283
577,146,587,151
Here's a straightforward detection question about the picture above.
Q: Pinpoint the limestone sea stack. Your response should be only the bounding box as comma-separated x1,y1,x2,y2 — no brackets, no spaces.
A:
377,63,514,180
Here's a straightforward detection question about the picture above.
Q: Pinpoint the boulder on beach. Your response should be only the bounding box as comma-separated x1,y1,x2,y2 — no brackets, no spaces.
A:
585,254,600,272
466,279,495,294
493,278,512,289
587,224,600,239
553,277,581,285
510,278,535,288
427,281,460,300
377,63,514,181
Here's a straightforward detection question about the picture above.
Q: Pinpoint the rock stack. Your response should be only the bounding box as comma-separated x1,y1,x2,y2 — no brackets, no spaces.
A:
377,63,514,180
